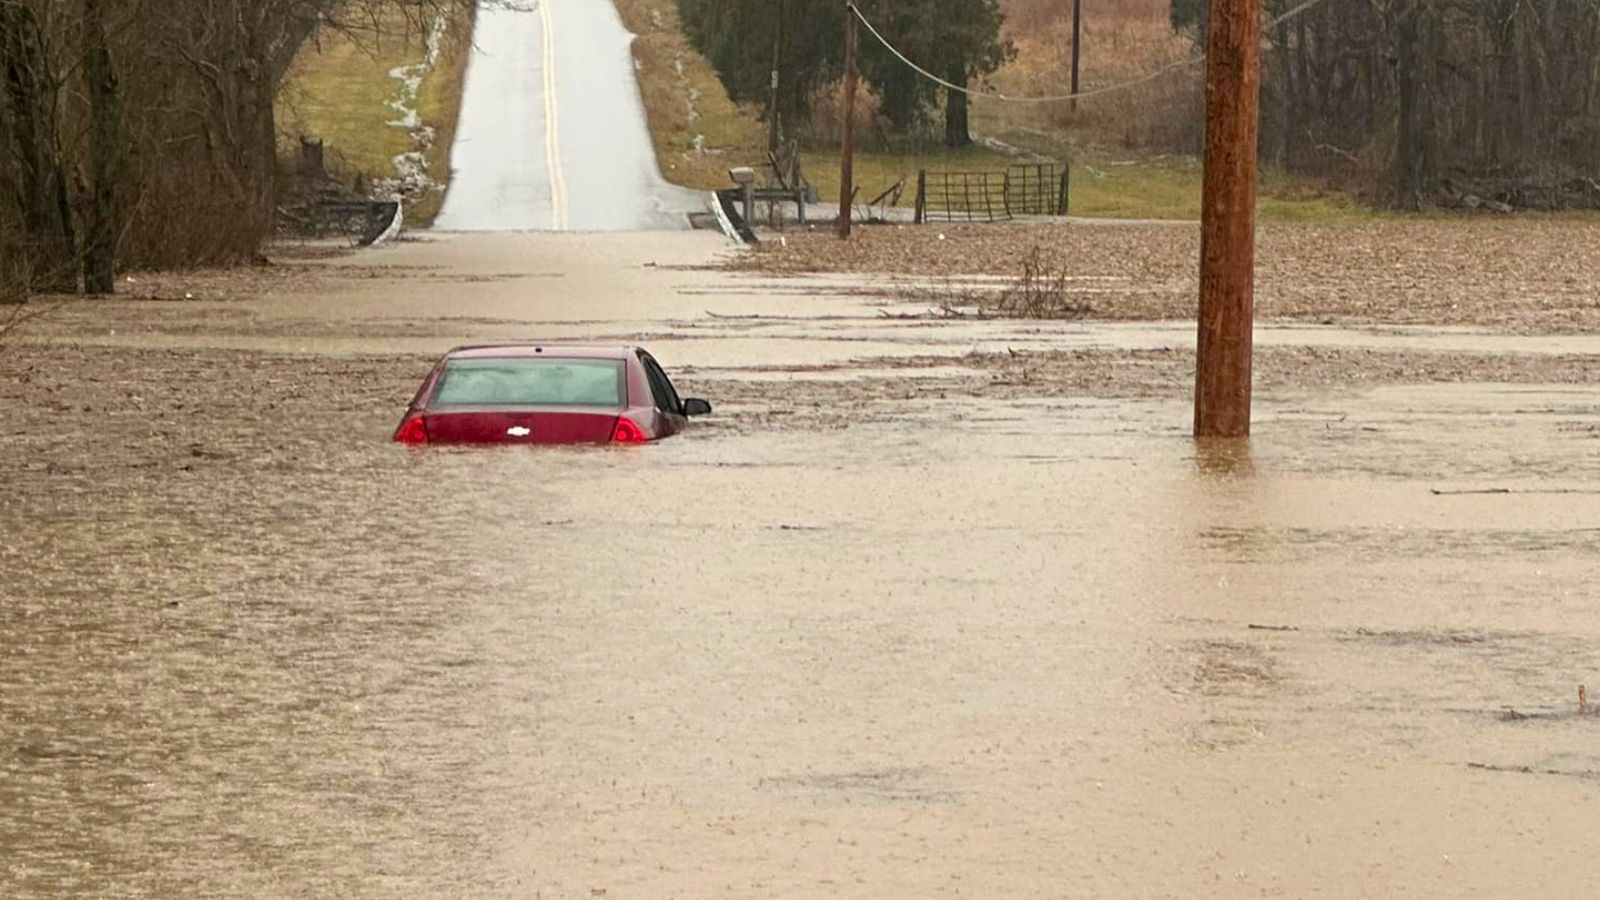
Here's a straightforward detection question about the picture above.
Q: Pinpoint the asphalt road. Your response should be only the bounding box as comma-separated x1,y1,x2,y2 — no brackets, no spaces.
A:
433,0,702,232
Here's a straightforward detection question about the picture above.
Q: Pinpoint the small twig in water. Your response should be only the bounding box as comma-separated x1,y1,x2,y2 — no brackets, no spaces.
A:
1431,487,1600,496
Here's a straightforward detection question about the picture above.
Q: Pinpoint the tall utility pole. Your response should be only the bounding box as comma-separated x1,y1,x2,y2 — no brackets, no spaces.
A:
838,0,858,239
1193,0,1261,438
1069,0,1082,113
768,0,785,157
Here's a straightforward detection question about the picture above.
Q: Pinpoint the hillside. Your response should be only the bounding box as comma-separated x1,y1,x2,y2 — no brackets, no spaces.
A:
274,0,1368,224
276,8,473,226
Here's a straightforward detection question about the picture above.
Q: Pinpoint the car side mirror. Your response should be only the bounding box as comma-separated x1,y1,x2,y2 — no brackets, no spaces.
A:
683,398,713,417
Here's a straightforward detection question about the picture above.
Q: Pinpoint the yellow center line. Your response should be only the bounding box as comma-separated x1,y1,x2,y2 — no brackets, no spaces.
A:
539,0,568,231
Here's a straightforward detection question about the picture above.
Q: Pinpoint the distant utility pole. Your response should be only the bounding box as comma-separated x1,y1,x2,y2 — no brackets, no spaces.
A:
838,0,859,239
768,0,785,157
1193,0,1262,438
1069,0,1082,113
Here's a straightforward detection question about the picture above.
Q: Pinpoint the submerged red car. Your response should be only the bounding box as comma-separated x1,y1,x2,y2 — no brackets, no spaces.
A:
393,344,712,445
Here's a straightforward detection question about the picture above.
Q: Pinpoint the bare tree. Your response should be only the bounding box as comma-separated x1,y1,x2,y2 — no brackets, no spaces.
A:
0,0,467,297
1253,0,1600,206
0,1,77,293
82,0,117,293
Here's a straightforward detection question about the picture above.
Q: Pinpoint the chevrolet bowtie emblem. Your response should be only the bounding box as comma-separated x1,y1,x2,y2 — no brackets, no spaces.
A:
506,426,531,437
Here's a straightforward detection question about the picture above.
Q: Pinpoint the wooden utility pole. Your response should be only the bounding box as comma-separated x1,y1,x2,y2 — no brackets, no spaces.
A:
1070,0,1082,113
768,0,785,157
1193,0,1261,438
838,0,858,239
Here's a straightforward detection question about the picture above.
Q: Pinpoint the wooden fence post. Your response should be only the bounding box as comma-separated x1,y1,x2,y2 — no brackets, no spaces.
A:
837,1,858,239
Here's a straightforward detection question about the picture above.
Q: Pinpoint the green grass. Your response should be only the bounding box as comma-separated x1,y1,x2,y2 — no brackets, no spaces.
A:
613,0,766,190
409,14,471,225
1069,156,1382,222
795,146,1383,222
967,99,1389,222
277,10,471,226
800,146,1019,209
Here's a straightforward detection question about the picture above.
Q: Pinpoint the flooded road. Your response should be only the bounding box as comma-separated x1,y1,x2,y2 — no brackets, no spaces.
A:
4,232,1600,897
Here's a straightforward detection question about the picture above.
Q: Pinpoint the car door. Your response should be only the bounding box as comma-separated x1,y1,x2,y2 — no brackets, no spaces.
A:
638,352,687,438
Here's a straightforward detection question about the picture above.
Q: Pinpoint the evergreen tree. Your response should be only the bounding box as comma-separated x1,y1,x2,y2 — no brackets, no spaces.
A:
678,0,845,141
856,1,940,132
854,0,1015,145
932,0,1013,147
678,0,1012,148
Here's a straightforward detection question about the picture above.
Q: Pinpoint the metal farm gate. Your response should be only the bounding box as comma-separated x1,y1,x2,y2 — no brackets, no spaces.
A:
1003,163,1070,216
916,171,1010,223
915,163,1070,223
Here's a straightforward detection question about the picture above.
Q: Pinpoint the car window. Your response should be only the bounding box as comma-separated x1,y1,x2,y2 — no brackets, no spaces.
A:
635,352,669,409
640,354,682,413
430,358,624,407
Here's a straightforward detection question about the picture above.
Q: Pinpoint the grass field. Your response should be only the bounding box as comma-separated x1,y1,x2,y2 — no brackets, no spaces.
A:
1067,156,1382,222
277,9,472,226
410,14,472,224
790,147,1373,222
613,0,766,190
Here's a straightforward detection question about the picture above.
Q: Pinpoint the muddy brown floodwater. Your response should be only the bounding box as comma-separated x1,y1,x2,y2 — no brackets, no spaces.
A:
4,231,1600,898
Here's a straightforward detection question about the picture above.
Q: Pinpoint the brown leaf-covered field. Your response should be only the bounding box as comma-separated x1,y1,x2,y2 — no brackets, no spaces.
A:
731,219,1600,332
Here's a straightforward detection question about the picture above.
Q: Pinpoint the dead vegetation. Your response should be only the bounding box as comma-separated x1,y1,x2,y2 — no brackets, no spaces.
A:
277,3,476,228
611,0,765,190
985,245,1094,318
989,0,1600,210
733,219,1600,332
894,245,1095,319
983,0,1201,155
0,0,468,297
0,301,50,345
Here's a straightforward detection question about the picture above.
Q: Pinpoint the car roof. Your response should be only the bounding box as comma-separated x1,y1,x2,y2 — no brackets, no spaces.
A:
444,344,637,361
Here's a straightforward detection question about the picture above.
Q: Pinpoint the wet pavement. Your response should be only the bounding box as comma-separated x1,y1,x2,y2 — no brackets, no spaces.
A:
434,1,701,231
3,232,1599,897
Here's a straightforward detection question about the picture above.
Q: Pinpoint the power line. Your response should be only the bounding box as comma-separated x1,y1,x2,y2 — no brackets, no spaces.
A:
848,0,1333,105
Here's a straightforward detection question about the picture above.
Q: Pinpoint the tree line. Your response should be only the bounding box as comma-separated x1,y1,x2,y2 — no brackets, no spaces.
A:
0,0,460,297
676,0,1013,150
684,0,1598,209
1174,0,1600,208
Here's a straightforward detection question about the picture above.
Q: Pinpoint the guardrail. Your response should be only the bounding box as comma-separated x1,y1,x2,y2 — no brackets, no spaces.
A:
279,199,402,246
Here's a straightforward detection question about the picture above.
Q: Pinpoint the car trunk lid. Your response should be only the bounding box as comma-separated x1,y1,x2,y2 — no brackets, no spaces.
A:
422,408,620,444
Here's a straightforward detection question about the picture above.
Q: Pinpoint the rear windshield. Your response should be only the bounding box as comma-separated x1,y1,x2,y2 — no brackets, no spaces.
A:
429,358,625,408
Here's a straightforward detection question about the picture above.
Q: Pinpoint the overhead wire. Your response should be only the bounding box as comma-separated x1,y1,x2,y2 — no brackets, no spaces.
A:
848,0,1335,104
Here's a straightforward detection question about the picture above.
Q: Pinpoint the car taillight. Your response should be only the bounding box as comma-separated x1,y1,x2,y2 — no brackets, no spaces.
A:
611,416,646,443
394,414,428,444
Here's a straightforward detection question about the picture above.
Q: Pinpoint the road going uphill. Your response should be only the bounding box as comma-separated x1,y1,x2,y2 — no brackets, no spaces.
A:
434,0,702,232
